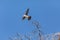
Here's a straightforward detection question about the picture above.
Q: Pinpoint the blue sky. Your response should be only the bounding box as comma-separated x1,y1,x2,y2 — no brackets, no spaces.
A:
0,0,60,40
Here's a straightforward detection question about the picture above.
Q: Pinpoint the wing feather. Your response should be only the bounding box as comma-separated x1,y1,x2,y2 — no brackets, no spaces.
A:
25,8,29,15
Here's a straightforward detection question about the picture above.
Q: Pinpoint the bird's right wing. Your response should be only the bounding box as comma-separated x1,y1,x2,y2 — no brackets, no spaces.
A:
25,8,29,15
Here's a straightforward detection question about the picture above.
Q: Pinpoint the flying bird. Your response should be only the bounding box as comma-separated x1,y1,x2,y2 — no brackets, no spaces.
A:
22,8,31,20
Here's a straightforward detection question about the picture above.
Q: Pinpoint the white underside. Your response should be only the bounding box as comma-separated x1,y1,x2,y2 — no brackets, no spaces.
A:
23,15,29,18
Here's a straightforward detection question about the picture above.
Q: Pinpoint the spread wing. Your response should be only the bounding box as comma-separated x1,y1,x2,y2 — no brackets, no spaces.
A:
25,8,29,15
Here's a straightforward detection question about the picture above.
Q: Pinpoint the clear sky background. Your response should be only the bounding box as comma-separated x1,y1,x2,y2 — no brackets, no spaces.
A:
0,0,60,40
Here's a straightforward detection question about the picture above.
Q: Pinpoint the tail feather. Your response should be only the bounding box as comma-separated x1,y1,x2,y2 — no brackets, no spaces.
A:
22,17,25,20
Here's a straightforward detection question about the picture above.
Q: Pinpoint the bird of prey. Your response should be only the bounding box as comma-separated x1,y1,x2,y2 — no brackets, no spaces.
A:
22,8,31,20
